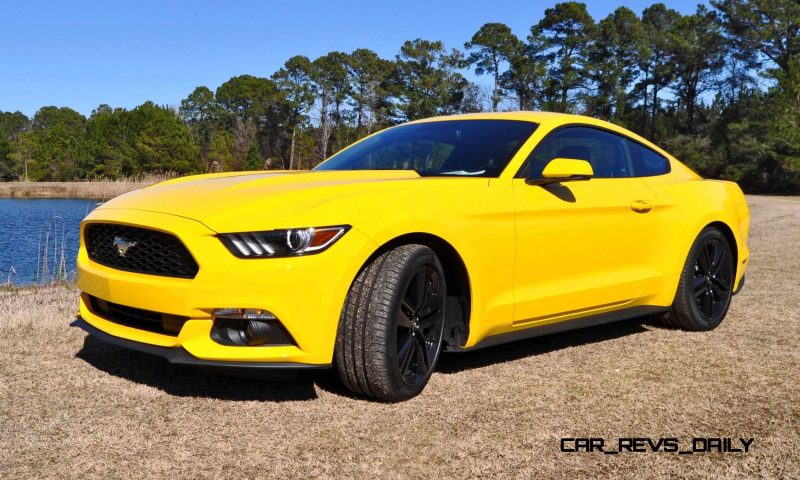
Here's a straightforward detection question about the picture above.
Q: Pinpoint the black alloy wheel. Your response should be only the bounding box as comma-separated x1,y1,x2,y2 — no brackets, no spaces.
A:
396,265,445,387
667,227,736,331
692,238,734,323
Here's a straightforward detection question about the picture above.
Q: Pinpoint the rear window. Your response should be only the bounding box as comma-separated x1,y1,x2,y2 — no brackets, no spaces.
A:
627,139,670,176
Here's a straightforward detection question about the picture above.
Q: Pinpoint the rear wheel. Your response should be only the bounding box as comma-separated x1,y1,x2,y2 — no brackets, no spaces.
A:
667,227,735,331
334,244,446,401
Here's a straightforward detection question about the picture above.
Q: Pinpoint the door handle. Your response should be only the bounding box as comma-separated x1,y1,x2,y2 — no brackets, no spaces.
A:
631,200,653,213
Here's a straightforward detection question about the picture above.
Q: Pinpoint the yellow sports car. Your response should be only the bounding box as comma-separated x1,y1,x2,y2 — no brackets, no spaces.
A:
73,112,749,401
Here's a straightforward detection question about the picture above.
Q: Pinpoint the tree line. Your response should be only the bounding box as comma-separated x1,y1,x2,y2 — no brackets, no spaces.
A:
0,0,798,193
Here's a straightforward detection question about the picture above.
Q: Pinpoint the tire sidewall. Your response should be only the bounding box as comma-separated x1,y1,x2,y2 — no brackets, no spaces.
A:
382,248,446,400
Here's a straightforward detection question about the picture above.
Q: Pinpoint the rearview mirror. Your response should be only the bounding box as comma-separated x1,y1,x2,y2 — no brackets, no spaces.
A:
526,158,594,186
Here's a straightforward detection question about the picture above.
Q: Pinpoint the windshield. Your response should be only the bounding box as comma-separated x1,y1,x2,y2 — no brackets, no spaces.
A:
314,120,538,177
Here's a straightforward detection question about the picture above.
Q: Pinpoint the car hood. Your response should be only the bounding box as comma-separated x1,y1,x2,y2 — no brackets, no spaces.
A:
97,170,441,232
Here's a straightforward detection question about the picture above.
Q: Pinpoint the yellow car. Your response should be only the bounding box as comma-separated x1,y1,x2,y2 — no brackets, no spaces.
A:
73,112,749,401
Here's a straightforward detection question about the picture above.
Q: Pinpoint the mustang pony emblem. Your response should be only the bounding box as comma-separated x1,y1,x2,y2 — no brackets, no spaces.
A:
113,236,138,257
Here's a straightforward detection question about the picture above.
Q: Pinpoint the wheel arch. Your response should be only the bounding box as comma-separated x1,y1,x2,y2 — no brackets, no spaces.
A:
706,220,738,268
359,232,472,348
675,219,741,295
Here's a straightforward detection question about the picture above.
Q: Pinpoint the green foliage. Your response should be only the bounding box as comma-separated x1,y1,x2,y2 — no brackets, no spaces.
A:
85,105,134,178
662,134,720,174
312,51,353,158
179,86,223,166
637,3,681,139
21,102,203,180
584,7,644,122
273,56,315,129
214,75,286,169
712,0,800,74
128,102,200,174
669,6,727,132
465,23,522,111
346,49,395,133
1,0,798,193
394,39,470,121
206,129,236,171
0,111,30,180
26,107,89,180
532,1,597,111
500,41,547,110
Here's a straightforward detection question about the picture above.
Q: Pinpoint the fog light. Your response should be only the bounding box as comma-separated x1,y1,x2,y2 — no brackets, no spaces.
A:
211,308,295,347
243,320,273,346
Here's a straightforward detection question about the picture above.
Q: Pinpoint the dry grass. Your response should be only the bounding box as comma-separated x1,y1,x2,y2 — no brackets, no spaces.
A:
1,195,798,479
0,175,172,199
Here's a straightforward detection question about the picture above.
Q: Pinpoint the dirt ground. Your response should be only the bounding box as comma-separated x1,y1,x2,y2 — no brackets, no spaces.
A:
1,196,798,479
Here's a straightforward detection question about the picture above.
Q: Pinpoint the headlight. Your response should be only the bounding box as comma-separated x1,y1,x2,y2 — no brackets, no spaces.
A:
218,225,350,258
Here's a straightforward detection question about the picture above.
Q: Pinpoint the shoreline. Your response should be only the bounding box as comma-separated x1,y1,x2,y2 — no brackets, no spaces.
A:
2,180,798,200
0,181,150,199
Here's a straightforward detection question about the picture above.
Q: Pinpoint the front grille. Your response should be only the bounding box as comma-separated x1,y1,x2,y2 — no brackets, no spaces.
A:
87,295,189,336
85,223,199,279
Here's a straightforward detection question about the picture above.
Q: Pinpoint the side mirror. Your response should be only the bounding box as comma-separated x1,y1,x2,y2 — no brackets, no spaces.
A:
526,158,594,186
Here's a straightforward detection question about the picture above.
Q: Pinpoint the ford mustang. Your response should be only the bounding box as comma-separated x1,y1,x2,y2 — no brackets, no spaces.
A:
73,112,749,401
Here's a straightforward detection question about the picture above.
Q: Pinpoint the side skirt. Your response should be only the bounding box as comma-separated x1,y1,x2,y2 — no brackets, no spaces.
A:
446,305,668,352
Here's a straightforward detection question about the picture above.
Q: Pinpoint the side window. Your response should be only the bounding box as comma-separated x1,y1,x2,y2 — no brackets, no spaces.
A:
518,126,633,179
627,139,670,176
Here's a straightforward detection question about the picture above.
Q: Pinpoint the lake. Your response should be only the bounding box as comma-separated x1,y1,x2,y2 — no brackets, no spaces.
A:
0,198,98,285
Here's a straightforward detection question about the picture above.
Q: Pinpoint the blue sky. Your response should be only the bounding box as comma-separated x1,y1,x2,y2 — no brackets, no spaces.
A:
1,0,707,117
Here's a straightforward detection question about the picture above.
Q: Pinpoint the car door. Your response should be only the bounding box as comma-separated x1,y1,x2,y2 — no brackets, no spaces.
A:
512,126,661,325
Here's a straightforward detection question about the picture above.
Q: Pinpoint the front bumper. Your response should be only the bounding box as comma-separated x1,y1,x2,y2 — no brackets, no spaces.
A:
77,208,377,366
733,274,745,295
71,317,330,370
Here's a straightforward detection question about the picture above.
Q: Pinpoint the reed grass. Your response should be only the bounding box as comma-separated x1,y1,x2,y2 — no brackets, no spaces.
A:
4,214,75,288
0,173,174,199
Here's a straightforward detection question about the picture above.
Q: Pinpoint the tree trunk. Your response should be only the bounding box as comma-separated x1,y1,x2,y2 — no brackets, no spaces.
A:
686,78,698,133
651,83,659,139
357,84,365,134
492,54,500,112
614,87,626,121
334,100,342,153
289,126,296,170
642,69,649,131
493,72,500,111
320,89,329,163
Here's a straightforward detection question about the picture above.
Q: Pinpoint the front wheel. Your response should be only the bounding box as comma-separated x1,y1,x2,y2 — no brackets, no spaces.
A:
334,244,446,401
666,227,735,331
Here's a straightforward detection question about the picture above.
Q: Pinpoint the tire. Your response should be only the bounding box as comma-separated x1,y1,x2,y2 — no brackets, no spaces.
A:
667,227,735,331
334,244,446,401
